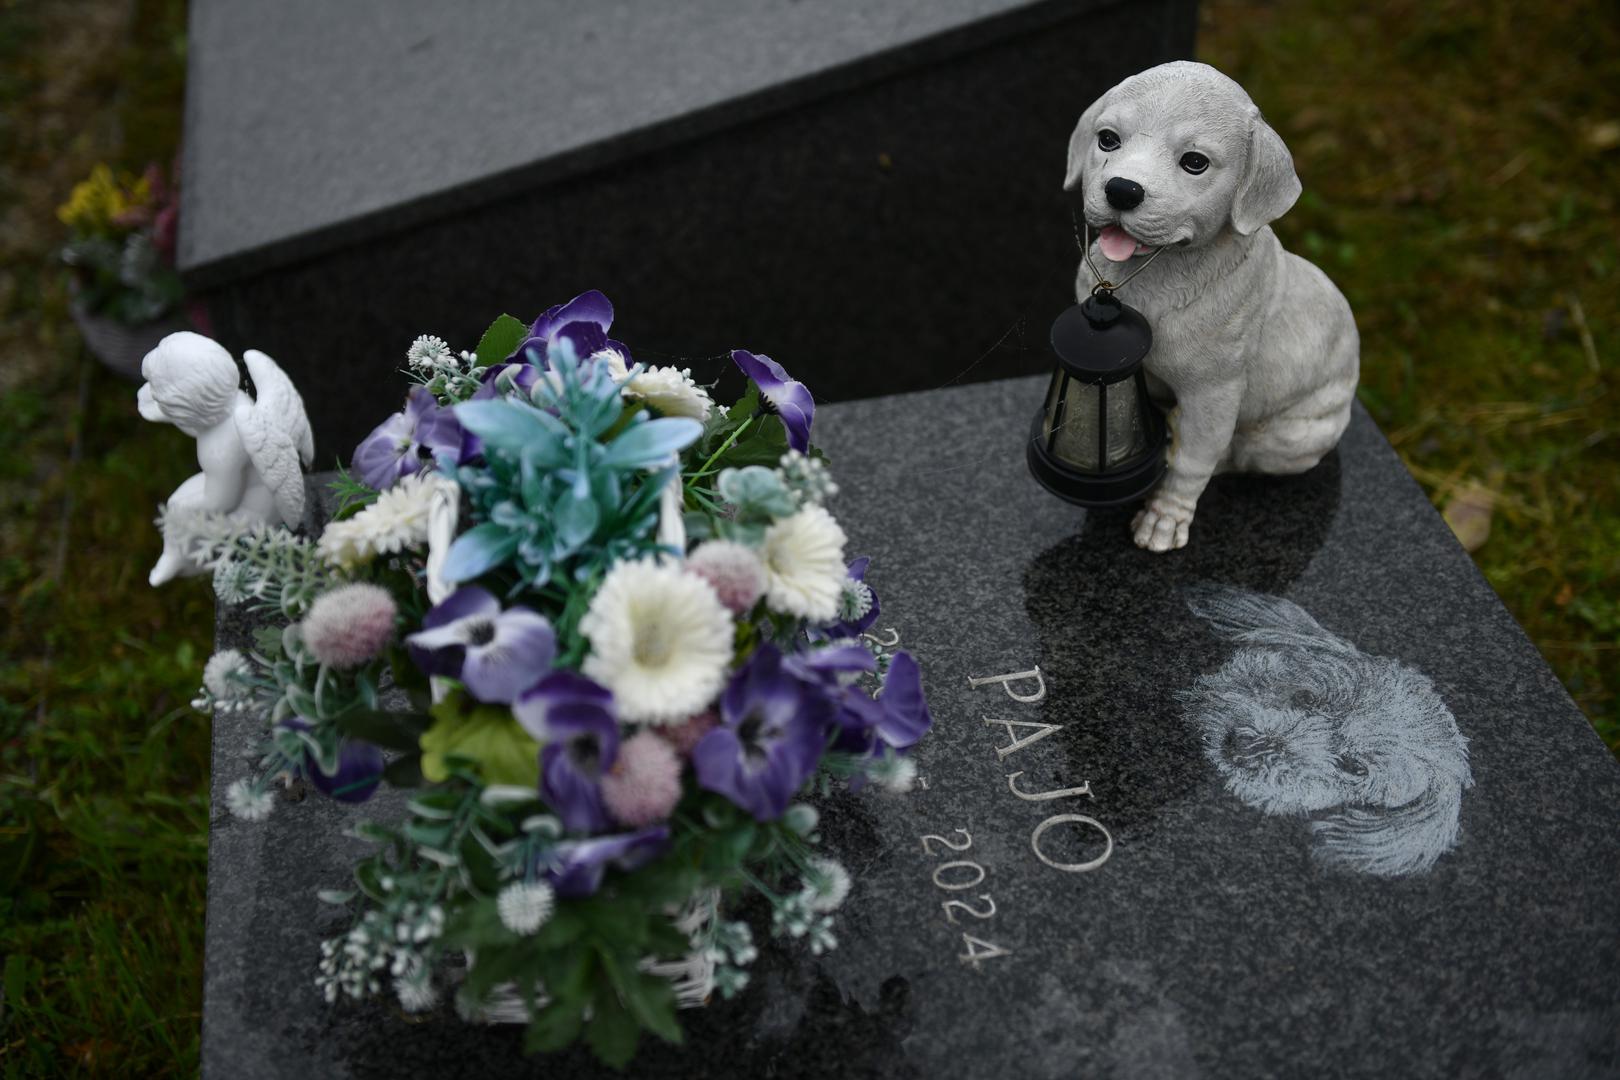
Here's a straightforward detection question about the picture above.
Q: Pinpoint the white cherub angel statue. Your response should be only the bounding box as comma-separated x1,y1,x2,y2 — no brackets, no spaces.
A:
138,331,314,586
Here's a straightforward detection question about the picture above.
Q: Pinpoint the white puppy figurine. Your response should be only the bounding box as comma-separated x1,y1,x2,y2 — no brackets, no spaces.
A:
1065,61,1359,551
138,332,314,586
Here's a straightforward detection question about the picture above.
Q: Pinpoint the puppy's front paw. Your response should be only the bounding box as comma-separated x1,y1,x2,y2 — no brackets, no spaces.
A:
1131,496,1195,552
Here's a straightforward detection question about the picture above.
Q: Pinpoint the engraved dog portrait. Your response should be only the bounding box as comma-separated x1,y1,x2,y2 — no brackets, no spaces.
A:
1178,587,1472,877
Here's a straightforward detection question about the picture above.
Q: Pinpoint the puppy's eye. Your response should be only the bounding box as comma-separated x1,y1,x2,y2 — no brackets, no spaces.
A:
1180,151,1210,175
1289,689,1316,709
1334,753,1369,778
1097,129,1121,152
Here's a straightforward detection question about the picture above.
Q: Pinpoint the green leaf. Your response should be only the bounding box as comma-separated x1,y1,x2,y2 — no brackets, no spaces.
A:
441,523,521,582
713,415,788,471
580,898,649,949
533,905,586,949
382,754,424,787
474,313,530,369
622,969,683,1046
599,417,703,470
252,626,284,657
725,384,761,424
584,984,640,1068
703,821,757,872
333,708,430,752
525,999,586,1055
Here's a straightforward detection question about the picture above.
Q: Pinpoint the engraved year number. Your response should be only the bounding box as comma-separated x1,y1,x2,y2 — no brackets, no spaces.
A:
917,828,1012,969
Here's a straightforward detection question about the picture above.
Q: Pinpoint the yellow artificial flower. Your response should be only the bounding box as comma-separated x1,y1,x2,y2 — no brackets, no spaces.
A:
55,163,153,234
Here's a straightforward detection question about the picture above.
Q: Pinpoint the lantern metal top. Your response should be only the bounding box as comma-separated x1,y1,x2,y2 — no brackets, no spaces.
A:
1050,292,1153,385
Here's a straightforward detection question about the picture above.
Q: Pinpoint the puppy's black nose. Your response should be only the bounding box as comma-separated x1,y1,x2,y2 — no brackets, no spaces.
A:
1105,177,1145,211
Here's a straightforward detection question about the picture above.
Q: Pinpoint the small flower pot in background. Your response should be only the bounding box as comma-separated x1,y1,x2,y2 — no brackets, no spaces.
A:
70,299,193,381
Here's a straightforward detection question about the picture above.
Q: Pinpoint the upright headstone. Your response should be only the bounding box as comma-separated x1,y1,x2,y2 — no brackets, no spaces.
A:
179,0,1199,453
204,377,1620,1078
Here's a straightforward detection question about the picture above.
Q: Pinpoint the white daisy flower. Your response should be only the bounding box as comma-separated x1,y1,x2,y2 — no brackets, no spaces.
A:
203,649,253,703
318,473,455,569
580,558,734,724
594,351,713,421
406,334,453,373
804,857,852,913
625,365,713,421
758,505,847,622
497,881,556,936
225,779,274,822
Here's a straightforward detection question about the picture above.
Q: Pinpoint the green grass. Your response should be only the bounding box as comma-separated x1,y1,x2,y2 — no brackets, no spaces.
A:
0,0,1615,1075
0,1,206,1075
1201,0,1620,746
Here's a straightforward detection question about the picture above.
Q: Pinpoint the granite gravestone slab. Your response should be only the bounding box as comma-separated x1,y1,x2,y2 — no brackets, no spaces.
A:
179,0,1197,453
204,376,1620,1078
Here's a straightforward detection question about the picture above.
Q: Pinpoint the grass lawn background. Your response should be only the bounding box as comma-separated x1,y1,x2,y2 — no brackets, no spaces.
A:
1,0,1614,1074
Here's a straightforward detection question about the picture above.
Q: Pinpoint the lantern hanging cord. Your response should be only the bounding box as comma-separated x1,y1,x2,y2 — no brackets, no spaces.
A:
1072,211,1166,296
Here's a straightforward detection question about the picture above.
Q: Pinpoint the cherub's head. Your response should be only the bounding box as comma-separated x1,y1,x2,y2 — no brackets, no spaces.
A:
1179,587,1473,877
138,332,240,436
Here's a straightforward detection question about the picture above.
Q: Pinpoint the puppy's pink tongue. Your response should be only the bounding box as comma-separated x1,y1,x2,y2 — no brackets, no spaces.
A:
1098,225,1143,262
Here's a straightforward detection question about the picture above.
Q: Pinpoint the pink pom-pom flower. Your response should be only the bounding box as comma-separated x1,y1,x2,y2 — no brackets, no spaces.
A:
302,583,398,669
686,540,766,615
660,709,719,757
601,732,684,827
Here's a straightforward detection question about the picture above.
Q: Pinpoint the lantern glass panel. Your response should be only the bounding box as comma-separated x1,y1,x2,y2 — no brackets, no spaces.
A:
1105,380,1146,467
1048,380,1101,471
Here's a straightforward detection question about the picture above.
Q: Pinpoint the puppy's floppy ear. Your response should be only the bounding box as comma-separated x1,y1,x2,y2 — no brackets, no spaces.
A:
1229,107,1301,236
1309,775,1466,876
1063,95,1107,192
1185,586,1354,654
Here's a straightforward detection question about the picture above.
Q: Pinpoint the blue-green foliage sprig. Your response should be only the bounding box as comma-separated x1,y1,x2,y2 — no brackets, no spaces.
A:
438,342,702,655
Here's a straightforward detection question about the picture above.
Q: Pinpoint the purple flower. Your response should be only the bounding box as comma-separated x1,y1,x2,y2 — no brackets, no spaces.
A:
281,718,383,803
351,386,467,490
542,825,670,898
474,361,540,400
309,739,386,803
733,350,815,454
513,671,620,833
406,586,555,704
823,557,880,640
509,290,626,367
836,650,932,752
693,646,832,821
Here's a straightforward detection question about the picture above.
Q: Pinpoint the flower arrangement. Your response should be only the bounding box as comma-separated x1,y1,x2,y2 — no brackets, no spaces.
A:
178,291,931,1066
57,163,185,325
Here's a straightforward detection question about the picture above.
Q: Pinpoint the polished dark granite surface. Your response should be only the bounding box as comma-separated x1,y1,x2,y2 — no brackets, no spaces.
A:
204,376,1620,1078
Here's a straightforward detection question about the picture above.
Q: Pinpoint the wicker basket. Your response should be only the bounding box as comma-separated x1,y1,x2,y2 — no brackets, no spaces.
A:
469,887,719,1023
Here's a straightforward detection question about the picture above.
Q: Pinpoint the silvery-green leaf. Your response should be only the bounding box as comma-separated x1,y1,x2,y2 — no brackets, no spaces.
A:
553,491,600,550
454,400,559,454
717,465,797,519
480,785,540,807
317,889,356,905
442,523,521,581
599,417,702,470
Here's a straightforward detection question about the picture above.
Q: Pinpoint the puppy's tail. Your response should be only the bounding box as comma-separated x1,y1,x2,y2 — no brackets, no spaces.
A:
1309,775,1467,877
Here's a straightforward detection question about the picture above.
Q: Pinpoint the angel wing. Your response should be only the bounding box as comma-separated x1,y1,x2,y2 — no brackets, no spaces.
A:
236,349,315,528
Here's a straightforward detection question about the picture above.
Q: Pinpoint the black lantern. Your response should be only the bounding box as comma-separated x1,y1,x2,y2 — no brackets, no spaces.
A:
1026,289,1168,507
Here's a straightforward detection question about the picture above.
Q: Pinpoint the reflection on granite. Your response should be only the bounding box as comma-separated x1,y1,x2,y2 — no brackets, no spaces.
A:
204,376,1620,1078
